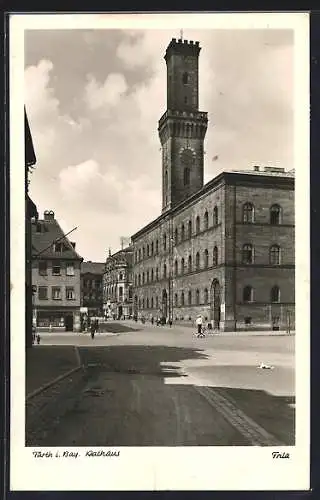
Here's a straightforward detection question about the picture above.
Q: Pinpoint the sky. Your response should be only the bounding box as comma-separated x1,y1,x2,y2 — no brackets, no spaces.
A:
25,27,294,262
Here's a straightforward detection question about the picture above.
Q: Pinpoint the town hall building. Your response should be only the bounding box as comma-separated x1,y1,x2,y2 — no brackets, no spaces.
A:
131,37,295,332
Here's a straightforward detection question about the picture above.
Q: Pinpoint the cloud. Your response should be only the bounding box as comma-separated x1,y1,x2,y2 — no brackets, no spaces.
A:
85,73,128,110
25,28,294,261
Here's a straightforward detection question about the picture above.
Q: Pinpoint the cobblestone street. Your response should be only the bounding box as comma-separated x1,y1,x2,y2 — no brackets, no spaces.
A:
26,324,295,447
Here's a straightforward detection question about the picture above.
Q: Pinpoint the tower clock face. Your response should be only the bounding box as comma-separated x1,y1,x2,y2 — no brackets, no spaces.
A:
180,148,195,167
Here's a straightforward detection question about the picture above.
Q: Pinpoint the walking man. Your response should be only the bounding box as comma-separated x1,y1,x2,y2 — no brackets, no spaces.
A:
90,321,96,339
196,315,203,337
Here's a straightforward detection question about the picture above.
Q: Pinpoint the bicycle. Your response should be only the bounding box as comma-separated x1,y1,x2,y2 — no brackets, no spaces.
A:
195,325,207,338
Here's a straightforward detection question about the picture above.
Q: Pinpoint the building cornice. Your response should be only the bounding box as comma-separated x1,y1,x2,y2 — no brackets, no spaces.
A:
131,171,294,241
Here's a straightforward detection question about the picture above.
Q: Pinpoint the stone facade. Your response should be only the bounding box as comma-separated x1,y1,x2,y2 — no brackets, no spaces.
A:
132,171,294,331
103,247,134,319
130,37,295,332
32,211,83,332
81,261,105,316
159,38,208,212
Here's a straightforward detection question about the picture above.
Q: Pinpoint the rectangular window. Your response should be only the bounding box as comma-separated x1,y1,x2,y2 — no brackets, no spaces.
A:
95,280,101,288
52,287,61,300
52,262,61,275
119,287,123,296
38,261,47,276
38,286,48,300
66,287,75,300
66,263,75,275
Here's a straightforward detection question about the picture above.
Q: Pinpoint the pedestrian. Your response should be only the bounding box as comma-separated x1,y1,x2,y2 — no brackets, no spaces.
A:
90,321,95,339
169,318,172,328
95,319,99,333
36,334,41,344
151,316,154,325
196,315,203,337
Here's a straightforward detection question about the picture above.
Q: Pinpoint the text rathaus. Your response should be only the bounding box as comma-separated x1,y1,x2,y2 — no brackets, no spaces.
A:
131,37,295,332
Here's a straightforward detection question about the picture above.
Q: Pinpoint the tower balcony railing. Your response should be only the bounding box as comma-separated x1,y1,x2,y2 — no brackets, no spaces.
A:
158,109,208,128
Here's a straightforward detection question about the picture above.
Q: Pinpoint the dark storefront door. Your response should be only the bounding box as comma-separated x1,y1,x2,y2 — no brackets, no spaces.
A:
65,315,73,332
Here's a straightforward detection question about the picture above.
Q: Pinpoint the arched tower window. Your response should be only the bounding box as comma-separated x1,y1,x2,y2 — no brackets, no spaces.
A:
271,286,280,303
188,255,192,273
181,223,185,241
174,293,178,307
242,244,254,264
204,249,209,268
243,202,254,223
184,167,190,186
196,252,200,270
174,227,178,245
163,233,167,251
270,204,281,225
151,268,154,281
213,246,218,267
181,257,185,274
188,290,192,305
181,149,194,187
156,240,159,254
156,267,159,281
270,245,281,265
151,296,154,308
196,289,200,305
182,72,189,85
151,241,154,255
165,170,168,190
181,291,185,306
188,220,192,239
196,216,200,234
174,259,178,276
243,286,254,303
163,263,167,278
204,210,209,230
204,288,208,304
213,206,218,226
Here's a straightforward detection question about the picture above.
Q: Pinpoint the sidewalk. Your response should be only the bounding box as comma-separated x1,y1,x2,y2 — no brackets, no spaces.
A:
26,345,80,396
121,320,295,337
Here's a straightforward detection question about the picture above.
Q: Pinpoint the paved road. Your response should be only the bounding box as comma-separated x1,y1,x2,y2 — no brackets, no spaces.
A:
27,326,295,447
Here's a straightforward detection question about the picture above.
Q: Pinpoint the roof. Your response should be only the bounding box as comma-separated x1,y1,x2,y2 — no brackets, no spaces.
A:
81,261,105,275
25,109,36,168
32,218,83,261
131,168,295,241
106,246,133,268
230,167,295,178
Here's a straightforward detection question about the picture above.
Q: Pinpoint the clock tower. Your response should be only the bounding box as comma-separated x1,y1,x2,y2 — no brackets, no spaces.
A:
158,38,208,212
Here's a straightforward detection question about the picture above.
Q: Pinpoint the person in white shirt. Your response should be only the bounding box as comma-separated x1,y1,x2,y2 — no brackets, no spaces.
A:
196,315,203,336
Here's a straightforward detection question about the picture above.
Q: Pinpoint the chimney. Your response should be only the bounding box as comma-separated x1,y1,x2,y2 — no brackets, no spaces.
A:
43,210,55,221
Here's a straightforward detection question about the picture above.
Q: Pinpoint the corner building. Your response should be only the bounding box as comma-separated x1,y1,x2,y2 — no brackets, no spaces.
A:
131,38,295,332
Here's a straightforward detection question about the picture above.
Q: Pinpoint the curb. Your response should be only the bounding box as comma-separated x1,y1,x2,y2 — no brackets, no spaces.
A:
26,346,83,401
